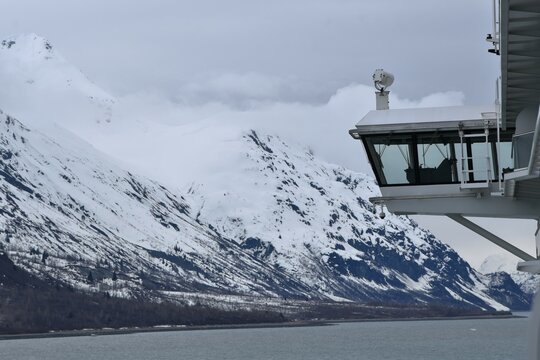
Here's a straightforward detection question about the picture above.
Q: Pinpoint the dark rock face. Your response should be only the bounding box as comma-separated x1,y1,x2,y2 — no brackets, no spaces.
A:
485,272,532,310
0,252,42,289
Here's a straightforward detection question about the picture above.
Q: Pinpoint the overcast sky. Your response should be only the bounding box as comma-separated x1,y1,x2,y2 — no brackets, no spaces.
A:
2,0,499,104
1,0,531,269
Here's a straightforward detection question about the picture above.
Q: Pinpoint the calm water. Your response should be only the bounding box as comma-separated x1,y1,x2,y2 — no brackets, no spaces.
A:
0,317,529,360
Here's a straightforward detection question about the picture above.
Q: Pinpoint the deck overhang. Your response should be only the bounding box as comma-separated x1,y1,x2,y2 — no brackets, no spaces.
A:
371,183,540,219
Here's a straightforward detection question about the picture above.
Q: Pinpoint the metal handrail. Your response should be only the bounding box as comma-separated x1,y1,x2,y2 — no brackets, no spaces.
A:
459,121,493,189
513,130,535,137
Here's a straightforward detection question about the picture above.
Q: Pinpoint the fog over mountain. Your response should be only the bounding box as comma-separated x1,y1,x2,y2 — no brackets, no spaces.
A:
0,34,464,179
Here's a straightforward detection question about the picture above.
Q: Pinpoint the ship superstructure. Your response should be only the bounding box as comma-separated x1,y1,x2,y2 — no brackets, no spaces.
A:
350,1,540,358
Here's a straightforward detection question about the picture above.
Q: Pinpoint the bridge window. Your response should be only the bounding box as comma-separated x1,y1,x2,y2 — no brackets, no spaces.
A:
363,130,514,187
364,134,415,185
416,133,461,184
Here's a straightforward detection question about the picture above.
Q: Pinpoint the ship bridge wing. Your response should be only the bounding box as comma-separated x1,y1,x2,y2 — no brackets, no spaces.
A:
348,0,540,219
347,0,540,275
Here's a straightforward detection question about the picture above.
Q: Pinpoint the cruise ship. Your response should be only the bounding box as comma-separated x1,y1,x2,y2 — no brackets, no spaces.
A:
349,0,540,358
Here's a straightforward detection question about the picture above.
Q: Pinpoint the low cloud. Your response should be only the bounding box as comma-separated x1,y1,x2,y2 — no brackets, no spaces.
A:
176,73,353,107
90,78,465,187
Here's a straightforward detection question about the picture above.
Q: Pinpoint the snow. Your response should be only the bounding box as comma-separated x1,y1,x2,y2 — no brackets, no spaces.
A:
356,105,497,128
480,253,520,274
0,33,114,131
481,253,540,294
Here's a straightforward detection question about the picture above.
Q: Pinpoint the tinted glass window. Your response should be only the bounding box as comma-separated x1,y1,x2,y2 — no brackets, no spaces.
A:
416,133,461,184
365,134,415,185
363,130,515,187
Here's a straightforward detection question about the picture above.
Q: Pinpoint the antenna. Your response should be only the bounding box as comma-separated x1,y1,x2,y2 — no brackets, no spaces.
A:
373,69,394,110
486,0,500,55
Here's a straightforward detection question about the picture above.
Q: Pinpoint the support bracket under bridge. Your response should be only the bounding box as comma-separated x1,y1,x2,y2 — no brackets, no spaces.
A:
446,214,536,262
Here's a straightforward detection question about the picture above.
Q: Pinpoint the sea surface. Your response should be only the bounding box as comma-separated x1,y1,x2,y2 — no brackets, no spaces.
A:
0,316,530,360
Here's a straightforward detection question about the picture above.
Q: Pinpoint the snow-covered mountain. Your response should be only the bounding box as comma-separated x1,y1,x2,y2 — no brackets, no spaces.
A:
0,111,330,299
189,129,518,308
0,33,114,130
0,106,526,310
0,34,531,311
481,254,539,295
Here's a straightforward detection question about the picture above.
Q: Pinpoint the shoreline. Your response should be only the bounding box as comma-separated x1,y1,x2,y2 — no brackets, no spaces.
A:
0,313,526,341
